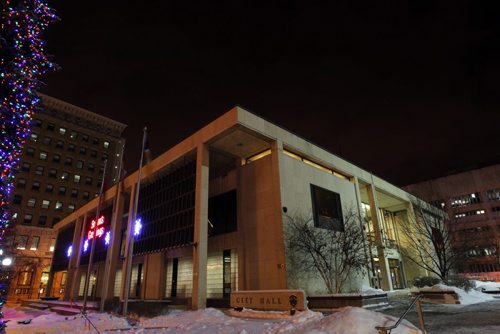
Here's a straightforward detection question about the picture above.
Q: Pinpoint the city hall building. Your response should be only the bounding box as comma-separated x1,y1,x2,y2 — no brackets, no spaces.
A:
48,107,432,309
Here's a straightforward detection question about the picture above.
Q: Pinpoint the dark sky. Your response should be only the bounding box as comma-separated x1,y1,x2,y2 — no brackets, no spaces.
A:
41,1,500,186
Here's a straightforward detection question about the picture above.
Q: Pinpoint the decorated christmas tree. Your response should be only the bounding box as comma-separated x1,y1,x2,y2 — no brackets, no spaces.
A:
0,0,57,331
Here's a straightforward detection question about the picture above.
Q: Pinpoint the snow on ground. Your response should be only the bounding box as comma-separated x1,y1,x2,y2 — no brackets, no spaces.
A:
3,305,421,334
419,284,495,305
472,280,500,293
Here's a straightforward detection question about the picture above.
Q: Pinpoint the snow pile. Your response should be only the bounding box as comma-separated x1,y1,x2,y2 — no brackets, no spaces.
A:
361,285,386,295
6,309,130,334
473,280,500,293
420,284,495,305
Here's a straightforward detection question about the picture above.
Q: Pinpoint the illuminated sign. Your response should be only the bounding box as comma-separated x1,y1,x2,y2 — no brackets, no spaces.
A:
88,216,105,240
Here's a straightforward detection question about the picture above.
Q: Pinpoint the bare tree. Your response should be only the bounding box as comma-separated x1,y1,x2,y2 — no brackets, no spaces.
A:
285,206,369,293
398,198,467,282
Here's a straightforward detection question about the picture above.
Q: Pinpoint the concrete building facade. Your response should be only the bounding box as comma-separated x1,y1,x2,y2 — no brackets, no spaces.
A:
8,94,126,301
49,107,433,309
404,164,500,278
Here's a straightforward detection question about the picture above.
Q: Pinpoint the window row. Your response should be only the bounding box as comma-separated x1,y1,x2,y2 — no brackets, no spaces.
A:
13,212,60,226
31,121,110,149
454,209,485,219
15,234,56,251
25,145,108,161
14,182,94,199
16,165,102,186
12,196,76,212
487,189,500,201
450,192,481,208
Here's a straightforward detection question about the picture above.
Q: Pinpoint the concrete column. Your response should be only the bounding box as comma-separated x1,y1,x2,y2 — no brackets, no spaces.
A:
192,144,209,309
121,184,137,301
269,140,287,288
65,213,86,301
353,177,375,286
366,184,392,291
99,189,126,311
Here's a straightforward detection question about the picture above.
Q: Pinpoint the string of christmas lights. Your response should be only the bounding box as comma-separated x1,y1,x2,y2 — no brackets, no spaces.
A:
0,1,57,330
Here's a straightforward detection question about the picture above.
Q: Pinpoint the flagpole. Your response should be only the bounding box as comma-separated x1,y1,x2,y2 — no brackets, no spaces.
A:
99,143,126,312
83,158,108,313
123,127,147,316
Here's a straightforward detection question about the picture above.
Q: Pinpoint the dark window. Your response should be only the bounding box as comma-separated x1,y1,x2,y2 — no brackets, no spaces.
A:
87,163,95,172
49,168,57,178
58,186,66,195
71,189,78,198
13,195,22,204
52,154,61,163
68,144,75,152
311,184,344,231
38,215,47,226
35,165,44,175
76,160,84,169
79,146,87,155
90,150,97,158
52,217,61,226
17,178,27,188
82,134,89,142
34,119,42,127
70,131,78,139
92,138,99,145
61,171,69,180
26,147,35,156
47,123,55,131
101,153,108,161
45,185,53,193
64,157,72,166
43,136,52,145
85,177,92,185
56,140,64,148
208,190,237,236
21,162,31,172
23,214,33,225
83,191,90,200
31,181,40,191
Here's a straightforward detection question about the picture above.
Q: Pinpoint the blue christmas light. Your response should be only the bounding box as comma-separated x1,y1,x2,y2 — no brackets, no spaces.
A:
67,245,73,258
134,218,142,237
104,231,111,246
83,239,89,253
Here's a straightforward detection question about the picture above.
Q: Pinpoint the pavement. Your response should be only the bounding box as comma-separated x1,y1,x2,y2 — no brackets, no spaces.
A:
375,290,500,333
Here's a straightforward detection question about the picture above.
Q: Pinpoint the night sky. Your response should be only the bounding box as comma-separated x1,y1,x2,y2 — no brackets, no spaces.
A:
41,1,500,186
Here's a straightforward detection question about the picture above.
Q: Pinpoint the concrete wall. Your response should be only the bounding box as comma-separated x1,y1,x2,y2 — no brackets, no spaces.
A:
278,153,363,294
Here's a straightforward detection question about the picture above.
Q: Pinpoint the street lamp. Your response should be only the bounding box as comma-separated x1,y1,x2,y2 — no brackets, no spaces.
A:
1,258,12,267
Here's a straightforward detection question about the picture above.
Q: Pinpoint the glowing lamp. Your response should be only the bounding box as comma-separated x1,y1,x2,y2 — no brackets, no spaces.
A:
67,245,73,258
134,218,142,237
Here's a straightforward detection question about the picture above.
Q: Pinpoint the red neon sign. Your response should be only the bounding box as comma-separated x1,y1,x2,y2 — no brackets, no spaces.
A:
88,216,105,240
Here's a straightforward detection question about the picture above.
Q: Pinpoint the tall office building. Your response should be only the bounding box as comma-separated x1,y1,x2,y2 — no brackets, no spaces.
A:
7,94,126,300
404,164,500,278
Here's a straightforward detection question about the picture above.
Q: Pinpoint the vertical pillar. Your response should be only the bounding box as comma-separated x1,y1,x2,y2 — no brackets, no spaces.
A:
353,177,375,286
192,144,209,310
121,184,137,301
269,140,287,288
65,213,86,301
366,184,392,291
100,189,126,311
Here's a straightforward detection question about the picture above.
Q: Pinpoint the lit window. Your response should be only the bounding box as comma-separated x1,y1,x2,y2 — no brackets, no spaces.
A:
39,151,48,160
42,199,50,209
68,204,75,212
61,171,69,180
74,174,81,183
76,160,84,169
16,235,28,250
103,141,110,149
30,133,38,142
30,236,40,250
49,238,56,252
27,198,36,207
59,127,66,135
70,131,78,139
55,201,63,210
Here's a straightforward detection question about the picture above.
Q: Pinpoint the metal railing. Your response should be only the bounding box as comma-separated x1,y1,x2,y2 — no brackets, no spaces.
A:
375,294,426,334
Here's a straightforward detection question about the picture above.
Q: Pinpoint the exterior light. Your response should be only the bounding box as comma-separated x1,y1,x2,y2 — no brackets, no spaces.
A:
67,245,73,258
2,257,12,266
134,218,142,237
83,239,89,253
104,231,111,246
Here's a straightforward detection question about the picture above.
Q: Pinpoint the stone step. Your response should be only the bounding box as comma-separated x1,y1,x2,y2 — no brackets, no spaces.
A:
50,306,81,316
27,303,50,310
